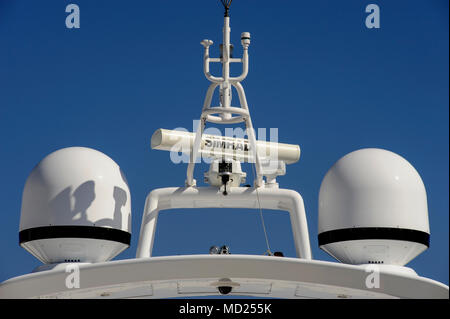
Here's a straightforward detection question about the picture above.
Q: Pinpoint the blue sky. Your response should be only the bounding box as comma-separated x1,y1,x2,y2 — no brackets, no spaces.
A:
0,0,448,287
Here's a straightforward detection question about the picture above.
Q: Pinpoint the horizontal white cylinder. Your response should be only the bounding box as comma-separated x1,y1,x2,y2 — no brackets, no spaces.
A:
151,128,300,164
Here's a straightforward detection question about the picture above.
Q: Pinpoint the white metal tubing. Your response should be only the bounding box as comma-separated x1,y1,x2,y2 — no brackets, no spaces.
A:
203,107,249,116
203,57,223,83
232,81,264,186
136,193,160,259
230,48,248,83
206,114,245,124
186,83,219,186
203,106,249,117
136,187,312,260
246,121,263,187
223,16,230,79
221,16,231,118
201,82,219,112
186,118,205,186
232,82,249,111
203,46,223,83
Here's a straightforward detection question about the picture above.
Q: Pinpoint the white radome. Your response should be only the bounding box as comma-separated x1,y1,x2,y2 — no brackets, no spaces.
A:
20,147,131,264
318,148,430,266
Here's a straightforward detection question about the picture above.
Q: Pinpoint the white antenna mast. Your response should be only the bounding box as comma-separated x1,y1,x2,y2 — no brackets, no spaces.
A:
186,0,264,187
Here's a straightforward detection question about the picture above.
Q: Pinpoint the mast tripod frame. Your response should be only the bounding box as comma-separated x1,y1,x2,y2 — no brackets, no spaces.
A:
186,15,265,187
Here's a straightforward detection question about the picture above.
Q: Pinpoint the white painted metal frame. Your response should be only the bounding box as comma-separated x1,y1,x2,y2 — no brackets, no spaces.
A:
186,16,263,187
136,186,312,260
143,17,312,260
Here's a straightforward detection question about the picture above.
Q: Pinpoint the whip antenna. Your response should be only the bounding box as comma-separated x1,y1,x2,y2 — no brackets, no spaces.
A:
220,0,233,17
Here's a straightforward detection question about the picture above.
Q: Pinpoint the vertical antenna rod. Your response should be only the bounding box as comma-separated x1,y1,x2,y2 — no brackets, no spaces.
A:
221,0,233,17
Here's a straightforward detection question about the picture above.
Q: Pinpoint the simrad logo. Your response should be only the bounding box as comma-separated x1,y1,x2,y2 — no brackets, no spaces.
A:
168,121,280,165
204,137,251,152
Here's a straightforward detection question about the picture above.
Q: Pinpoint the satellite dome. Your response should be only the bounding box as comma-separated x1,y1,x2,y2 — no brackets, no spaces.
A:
318,148,429,266
20,147,131,264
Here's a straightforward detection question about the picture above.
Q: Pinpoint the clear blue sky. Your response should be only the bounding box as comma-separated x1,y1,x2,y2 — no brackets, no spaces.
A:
0,0,448,287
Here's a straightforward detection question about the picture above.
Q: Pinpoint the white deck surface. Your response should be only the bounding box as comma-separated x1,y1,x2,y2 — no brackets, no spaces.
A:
1,254,448,299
